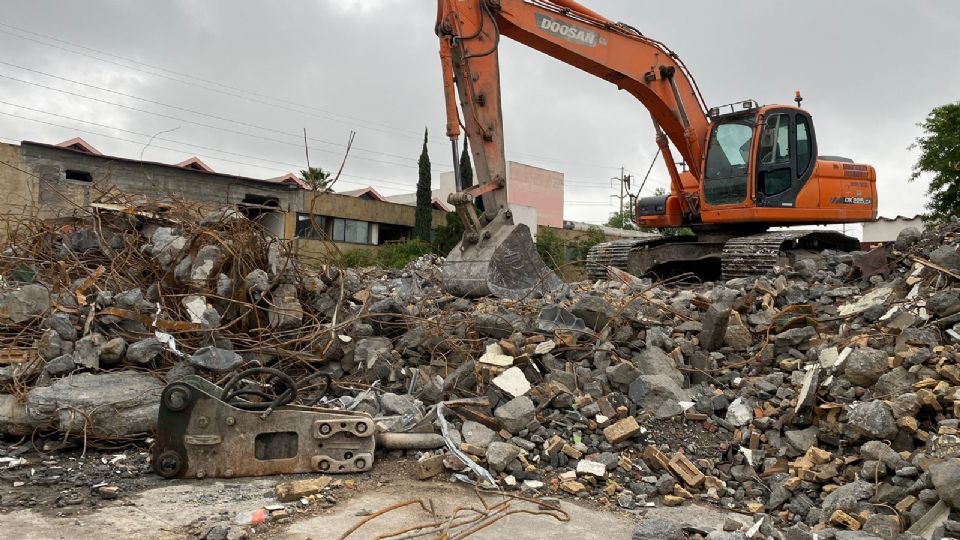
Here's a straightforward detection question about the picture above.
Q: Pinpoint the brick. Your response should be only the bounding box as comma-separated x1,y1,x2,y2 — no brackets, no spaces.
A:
642,445,671,471
561,444,583,460
895,495,917,513
274,476,332,502
603,416,641,444
668,453,705,488
828,509,861,530
417,454,446,480
545,435,565,457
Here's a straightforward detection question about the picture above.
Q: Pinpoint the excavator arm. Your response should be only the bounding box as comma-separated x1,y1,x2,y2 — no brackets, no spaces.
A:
435,0,712,298
437,0,711,208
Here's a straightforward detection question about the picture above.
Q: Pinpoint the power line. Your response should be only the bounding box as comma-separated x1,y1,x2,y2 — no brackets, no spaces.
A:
0,21,629,173
0,59,428,164
0,23,431,143
0,72,454,173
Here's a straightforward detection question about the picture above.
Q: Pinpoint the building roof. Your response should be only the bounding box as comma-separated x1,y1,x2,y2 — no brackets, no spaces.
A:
268,173,312,190
874,215,922,223
339,186,387,201
23,140,299,191
56,137,102,155
175,156,214,172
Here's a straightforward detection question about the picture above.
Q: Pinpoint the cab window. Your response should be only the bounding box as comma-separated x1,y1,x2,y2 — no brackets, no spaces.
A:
796,116,812,176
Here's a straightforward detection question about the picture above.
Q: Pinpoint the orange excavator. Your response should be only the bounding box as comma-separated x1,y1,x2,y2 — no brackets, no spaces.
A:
436,0,877,299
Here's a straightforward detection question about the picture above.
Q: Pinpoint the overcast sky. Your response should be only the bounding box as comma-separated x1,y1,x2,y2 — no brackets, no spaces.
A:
0,1,957,225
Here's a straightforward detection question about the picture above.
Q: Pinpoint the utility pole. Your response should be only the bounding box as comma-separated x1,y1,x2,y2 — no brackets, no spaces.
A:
609,167,632,226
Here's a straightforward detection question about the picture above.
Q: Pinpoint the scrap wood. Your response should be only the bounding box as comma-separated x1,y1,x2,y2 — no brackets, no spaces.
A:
910,255,960,281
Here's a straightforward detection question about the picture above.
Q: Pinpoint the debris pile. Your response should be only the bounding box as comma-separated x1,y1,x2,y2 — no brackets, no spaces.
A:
8,206,960,538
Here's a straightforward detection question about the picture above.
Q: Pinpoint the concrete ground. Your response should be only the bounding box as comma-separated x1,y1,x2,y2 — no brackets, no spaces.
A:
4,476,751,539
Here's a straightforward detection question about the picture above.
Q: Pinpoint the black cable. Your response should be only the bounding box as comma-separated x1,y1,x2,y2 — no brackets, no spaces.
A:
220,367,298,411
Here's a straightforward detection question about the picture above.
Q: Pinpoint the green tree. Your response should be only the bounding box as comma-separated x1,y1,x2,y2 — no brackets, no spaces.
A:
459,138,474,189
535,228,566,269
431,212,464,255
299,166,331,191
606,209,636,229
910,102,960,223
414,128,433,241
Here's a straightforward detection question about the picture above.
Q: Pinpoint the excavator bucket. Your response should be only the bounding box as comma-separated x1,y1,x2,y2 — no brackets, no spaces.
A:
442,220,562,300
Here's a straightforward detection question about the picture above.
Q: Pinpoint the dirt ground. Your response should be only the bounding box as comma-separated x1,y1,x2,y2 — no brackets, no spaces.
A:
0,442,750,539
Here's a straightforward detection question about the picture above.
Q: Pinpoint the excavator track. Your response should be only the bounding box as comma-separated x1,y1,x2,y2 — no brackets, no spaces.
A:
721,230,860,278
586,237,664,281
587,230,860,282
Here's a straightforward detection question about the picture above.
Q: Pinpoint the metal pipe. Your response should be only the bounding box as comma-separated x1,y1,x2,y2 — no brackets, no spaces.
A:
376,432,446,450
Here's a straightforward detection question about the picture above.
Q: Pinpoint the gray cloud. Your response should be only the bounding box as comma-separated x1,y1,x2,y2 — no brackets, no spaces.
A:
0,0,956,225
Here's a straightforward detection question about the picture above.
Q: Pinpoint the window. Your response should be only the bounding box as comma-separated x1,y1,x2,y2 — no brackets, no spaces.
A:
295,213,328,239
704,120,753,205
65,169,92,182
796,116,812,176
758,114,792,196
759,114,791,165
297,214,373,244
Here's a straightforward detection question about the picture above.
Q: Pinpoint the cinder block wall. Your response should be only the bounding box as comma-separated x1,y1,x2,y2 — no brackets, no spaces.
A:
20,142,301,219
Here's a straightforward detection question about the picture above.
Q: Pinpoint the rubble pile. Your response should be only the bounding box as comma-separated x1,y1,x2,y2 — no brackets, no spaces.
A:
8,206,960,538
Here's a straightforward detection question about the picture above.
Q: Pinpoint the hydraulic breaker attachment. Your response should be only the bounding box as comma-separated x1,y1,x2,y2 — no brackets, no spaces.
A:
152,376,375,479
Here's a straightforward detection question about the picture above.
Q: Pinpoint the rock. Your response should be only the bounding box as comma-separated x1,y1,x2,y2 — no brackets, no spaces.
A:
572,295,615,330
700,305,731,351
74,333,105,369
494,396,536,434
844,347,888,387
795,258,819,280
607,362,641,385
725,397,753,427
775,326,817,353
846,401,897,440
99,337,127,365
784,427,818,455
380,393,417,415
268,283,303,330
126,337,165,364
871,367,915,398
930,459,960,509
43,314,77,341
632,517,683,540
931,246,960,273
723,322,753,351
895,227,921,251
576,459,606,478
45,354,76,376
189,346,243,372
245,269,270,299
821,480,874,517
486,442,521,472
635,347,683,386
537,305,586,333
628,374,688,419
150,227,186,268
0,284,50,324
38,329,65,360
189,244,224,285
27,371,162,437
928,290,960,318
352,337,392,372
462,420,496,449
492,367,531,398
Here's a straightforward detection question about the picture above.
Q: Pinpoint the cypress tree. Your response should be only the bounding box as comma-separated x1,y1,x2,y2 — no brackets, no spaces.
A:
414,128,433,241
459,138,474,189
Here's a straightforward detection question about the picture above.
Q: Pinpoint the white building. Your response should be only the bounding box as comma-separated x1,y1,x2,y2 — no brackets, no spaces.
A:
861,215,924,248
